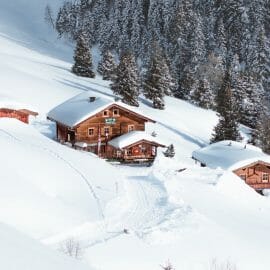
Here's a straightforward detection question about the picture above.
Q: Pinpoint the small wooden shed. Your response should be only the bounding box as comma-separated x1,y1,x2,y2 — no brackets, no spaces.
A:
108,131,165,162
233,161,270,190
0,108,38,124
192,140,270,192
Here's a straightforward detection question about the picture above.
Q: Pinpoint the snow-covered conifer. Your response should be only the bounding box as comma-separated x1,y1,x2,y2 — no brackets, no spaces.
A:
97,51,117,81
211,73,241,143
143,47,173,109
111,51,140,107
190,78,214,109
163,144,175,158
72,32,95,78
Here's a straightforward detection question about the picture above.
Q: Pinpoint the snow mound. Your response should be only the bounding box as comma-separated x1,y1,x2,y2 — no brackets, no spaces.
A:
0,222,91,270
0,118,125,239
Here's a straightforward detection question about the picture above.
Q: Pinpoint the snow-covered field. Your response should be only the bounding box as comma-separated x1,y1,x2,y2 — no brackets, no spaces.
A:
1,1,270,270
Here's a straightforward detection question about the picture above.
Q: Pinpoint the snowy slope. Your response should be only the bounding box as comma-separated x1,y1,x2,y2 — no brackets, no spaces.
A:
0,118,125,239
0,223,91,270
1,1,270,270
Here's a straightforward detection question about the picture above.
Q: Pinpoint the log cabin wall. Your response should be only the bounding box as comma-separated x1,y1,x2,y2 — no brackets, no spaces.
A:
0,109,29,123
75,106,146,144
233,162,270,190
57,124,68,142
109,141,159,161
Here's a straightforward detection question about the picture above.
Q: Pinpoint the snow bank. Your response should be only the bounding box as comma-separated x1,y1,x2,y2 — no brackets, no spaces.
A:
0,118,125,239
0,222,91,270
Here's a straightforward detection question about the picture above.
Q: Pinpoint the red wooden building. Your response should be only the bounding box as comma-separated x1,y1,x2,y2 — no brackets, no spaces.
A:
192,140,270,192
233,161,270,191
0,108,38,124
108,131,165,162
48,93,165,161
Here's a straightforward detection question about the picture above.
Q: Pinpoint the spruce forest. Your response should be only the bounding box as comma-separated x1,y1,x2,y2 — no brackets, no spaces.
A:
53,0,270,151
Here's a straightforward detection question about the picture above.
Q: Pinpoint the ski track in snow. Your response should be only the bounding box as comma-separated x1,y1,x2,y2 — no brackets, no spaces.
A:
0,128,105,221
111,166,184,239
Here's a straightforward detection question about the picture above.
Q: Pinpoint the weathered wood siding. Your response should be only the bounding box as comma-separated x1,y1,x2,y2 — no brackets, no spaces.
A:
57,124,68,142
233,162,270,190
74,106,146,144
0,109,29,124
108,140,160,161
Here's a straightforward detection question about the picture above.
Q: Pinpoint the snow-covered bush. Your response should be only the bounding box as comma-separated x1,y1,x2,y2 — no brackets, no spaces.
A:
59,238,83,259
163,144,175,158
161,260,174,270
209,258,237,270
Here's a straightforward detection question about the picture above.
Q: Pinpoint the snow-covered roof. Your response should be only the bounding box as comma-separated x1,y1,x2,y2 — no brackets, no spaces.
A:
0,95,37,113
192,140,270,171
108,131,165,149
47,92,154,127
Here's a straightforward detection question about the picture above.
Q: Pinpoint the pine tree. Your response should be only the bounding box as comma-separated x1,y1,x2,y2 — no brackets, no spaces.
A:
229,54,245,121
55,1,78,40
163,144,175,158
190,78,214,109
130,0,145,57
211,73,241,143
215,18,227,66
143,48,173,109
241,76,265,129
254,114,270,154
97,50,117,81
111,51,140,107
218,0,249,62
72,32,95,78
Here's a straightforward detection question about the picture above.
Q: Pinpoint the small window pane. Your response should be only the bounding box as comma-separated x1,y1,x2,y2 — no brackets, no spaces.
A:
262,173,269,182
88,128,94,136
128,125,134,132
104,127,110,136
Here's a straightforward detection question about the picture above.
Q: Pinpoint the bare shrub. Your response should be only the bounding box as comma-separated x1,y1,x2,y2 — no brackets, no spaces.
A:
59,238,83,259
161,260,174,270
209,258,237,270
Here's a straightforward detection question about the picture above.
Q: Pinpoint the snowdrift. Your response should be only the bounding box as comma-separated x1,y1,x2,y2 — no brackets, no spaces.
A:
0,222,91,270
0,118,125,239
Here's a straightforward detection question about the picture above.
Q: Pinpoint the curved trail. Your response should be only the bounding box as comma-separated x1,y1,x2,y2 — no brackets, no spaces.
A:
0,128,105,220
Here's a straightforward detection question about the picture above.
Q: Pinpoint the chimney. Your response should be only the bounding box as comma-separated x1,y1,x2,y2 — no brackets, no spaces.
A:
89,97,96,102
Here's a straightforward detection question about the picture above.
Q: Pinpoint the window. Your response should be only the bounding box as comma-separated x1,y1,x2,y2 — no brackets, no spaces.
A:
104,126,110,136
103,110,109,117
262,173,269,183
127,149,132,156
113,109,119,116
128,125,134,132
240,174,246,181
88,128,95,136
141,145,147,154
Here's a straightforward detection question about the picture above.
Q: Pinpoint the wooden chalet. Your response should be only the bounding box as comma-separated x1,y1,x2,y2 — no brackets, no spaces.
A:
0,108,38,124
192,140,270,192
233,161,270,191
47,93,164,161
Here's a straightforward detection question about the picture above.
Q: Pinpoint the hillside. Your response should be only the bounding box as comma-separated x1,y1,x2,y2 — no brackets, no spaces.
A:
0,223,91,270
1,1,270,270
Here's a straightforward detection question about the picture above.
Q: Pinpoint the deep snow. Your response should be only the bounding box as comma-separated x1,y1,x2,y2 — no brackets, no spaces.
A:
1,1,270,270
0,222,92,270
